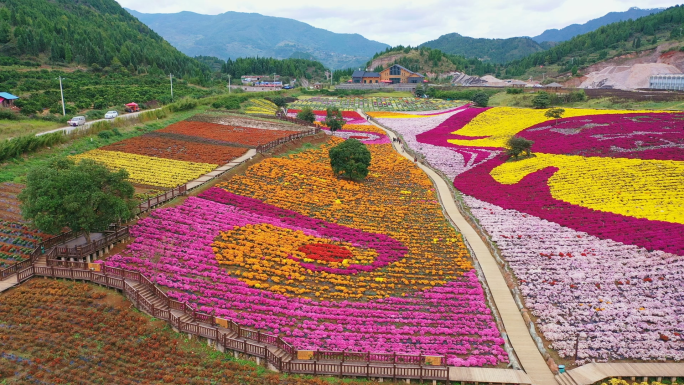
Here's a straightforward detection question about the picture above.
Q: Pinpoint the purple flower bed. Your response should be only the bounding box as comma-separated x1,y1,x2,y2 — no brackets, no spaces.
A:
106,191,508,366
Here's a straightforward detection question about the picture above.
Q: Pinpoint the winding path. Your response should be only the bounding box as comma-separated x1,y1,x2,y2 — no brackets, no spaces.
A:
360,109,557,385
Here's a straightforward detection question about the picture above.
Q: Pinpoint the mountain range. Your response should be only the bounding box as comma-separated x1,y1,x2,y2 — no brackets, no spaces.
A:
420,7,665,63
126,9,388,70
531,7,664,43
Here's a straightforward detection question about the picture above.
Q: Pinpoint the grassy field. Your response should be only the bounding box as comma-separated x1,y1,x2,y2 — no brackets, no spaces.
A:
0,119,64,141
489,92,684,110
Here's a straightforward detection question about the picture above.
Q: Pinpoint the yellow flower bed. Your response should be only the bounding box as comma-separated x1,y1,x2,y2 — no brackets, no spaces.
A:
70,150,217,188
447,107,665,148
491,152,684,224
215,139,473,300
245,99,278,115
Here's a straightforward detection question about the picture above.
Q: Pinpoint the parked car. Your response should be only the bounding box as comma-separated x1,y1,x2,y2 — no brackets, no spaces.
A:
67,116,86,127
104,111,118,119
283,85,292,90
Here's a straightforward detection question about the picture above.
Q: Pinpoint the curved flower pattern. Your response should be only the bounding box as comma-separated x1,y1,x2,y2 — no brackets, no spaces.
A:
377,107,684,364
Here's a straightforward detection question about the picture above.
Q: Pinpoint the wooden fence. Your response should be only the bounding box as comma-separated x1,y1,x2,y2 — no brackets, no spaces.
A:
54,226,130,259
14,264,449,382
0,232,75,281
256,128,320,153
136,185,187,214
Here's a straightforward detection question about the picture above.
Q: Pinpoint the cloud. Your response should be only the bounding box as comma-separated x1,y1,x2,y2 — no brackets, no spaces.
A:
117,0,681,46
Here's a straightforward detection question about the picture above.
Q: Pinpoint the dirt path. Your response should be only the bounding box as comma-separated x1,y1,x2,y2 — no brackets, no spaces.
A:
360,109,557,385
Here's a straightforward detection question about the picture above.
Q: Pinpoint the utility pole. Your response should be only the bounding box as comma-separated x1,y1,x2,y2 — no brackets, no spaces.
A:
57,76,66,116
169,73,174,101
228,74,231,94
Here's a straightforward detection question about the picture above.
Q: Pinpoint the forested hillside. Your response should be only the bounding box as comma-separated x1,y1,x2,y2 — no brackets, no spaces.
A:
419,33,547,63
366,46,497,77
0,0,208,77
504,5,684,77
532,7,664,43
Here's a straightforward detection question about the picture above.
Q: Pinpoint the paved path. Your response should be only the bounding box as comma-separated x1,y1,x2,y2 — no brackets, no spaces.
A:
186,149,257,190
36,108,160,137
0,274,18,293
360,110,557,385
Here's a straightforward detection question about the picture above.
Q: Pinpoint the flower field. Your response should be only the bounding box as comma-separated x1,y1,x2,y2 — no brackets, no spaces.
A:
0,182,23,223
106,137,509,367
287,109,389,144
0,279,365,385
158,121,301,147
290,97,464,111
72,117,307,188
71,150,217,188
101,135,248,165
375,106,684,364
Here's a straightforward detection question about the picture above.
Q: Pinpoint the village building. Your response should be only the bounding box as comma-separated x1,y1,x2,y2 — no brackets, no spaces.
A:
352,70,381,84
378,65,424,84
0,92,18,108
544,82,564,92
352,65,425,85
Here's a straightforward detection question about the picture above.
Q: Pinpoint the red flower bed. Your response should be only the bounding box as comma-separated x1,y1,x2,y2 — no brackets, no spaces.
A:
159,121,301,147
298,243,353,263
101,135,247,165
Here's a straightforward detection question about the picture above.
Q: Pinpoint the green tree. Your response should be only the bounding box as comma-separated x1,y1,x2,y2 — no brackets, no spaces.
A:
472,92,489,107
329,139,371,181
0,21,10,44
270,96,287,108
19,158,136,243
324,107,346,134
571,65,578,76
544,108,565,125
506,136,534,159
532,92,551,109
296,107,315,123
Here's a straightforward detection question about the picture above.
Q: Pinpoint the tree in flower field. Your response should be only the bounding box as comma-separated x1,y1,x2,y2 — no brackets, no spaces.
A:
505,136,534,159
296,107,316,123
325,107,346,135
544,107,565,125
329,139,371,181
19,158,136,243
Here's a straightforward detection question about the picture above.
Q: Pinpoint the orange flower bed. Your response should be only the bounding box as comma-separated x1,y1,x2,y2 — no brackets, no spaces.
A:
101,135,247,165
159,121,301,147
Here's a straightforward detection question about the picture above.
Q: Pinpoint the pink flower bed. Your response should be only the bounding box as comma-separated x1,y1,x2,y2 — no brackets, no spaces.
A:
106,190,508,366
378,107,684,363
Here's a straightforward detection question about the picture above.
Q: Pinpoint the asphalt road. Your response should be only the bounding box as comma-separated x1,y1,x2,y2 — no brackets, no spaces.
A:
36,108,158,137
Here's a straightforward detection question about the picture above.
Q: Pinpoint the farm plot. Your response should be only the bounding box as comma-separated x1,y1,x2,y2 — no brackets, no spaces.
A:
158,121,301,147
101,135,247,165
0,279,356,385
0,183,49,268
189,113,307,131
376,106,684,364
107,138,509,367
289,97,465,111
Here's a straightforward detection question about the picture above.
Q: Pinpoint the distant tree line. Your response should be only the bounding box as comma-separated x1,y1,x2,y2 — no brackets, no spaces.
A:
220,57,327,80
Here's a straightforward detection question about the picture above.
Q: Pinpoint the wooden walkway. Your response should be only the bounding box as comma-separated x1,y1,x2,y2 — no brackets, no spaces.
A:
362,110,556,385
559,363,684,385
186,149,256,190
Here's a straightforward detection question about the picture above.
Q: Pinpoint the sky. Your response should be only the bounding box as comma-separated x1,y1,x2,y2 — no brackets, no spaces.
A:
116,0,682,46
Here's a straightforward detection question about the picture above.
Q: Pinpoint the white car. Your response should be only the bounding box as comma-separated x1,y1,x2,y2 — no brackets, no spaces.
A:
67,116,86,127
104,111,118,119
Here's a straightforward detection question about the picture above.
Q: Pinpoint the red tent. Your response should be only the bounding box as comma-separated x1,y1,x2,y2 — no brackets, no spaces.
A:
125,103,138,107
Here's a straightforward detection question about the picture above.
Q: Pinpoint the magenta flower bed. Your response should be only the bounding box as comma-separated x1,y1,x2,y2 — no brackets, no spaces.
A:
106,190,508,366
518,113,684,161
